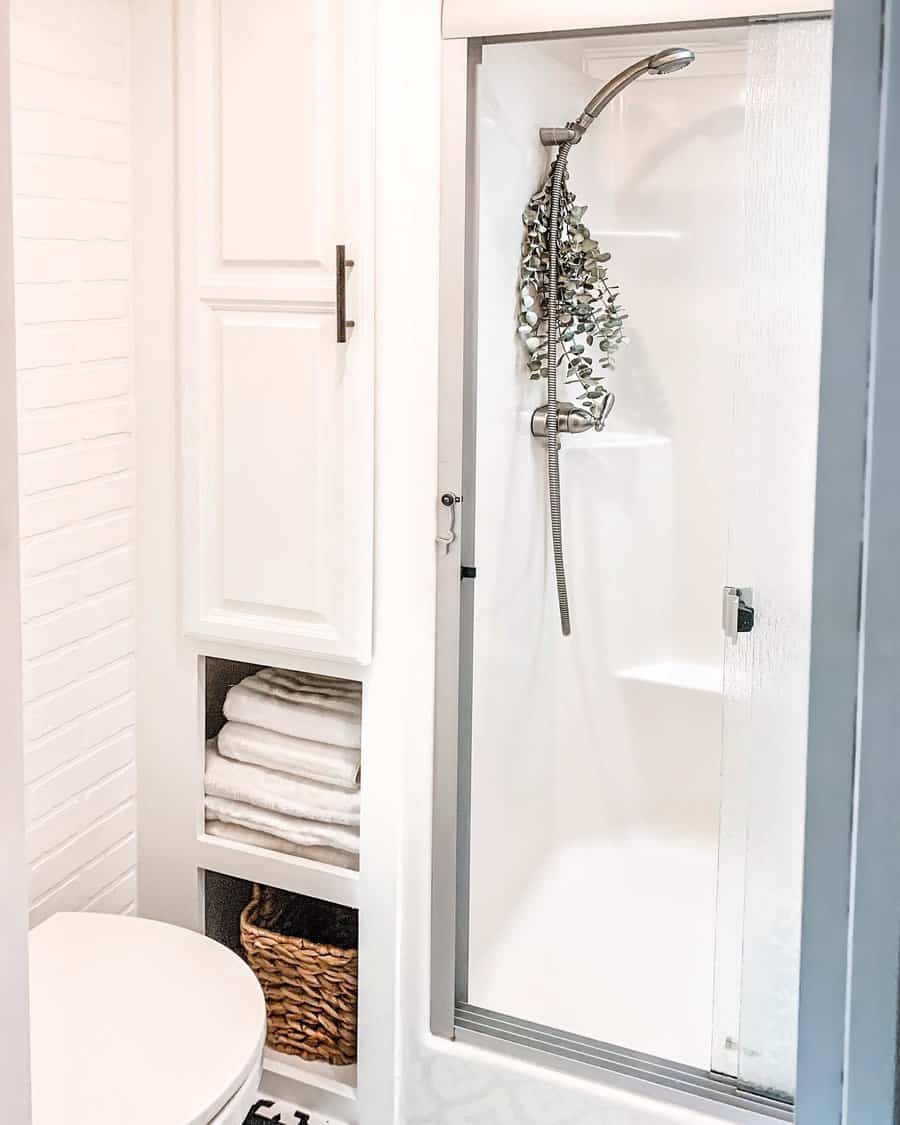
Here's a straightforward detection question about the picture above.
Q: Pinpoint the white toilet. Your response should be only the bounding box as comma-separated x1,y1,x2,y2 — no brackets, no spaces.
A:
29,912,267,1125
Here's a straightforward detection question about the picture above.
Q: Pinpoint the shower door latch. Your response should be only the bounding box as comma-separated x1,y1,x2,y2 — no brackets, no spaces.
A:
722,586,754,643
437,492,462,554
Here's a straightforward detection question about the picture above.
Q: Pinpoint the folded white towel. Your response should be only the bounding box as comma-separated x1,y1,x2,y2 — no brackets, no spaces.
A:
205,795,360,855
205,743,359,826
224,677,361,750
204,820,358,871
256,666,361,702
238,670,361,715
218,721,360,789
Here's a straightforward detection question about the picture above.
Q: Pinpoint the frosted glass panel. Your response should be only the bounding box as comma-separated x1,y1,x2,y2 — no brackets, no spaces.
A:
716,17,832,1100
462,18,831,1099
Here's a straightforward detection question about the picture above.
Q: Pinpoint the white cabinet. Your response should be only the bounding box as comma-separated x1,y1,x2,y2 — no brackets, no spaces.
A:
177,0,374,662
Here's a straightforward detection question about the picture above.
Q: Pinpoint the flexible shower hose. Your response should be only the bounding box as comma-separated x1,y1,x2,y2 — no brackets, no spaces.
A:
546,143,572,636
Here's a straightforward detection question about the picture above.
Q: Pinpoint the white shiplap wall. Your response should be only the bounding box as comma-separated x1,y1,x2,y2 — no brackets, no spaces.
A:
11,0,136,927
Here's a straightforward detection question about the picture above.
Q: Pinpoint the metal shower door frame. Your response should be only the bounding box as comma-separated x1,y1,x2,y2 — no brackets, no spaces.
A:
431,3,900,1122
431,26,795,1122
431,34,480,1041
797,0,900,1121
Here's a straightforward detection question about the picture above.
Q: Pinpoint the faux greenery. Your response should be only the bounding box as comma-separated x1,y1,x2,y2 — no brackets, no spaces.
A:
518,158,628,411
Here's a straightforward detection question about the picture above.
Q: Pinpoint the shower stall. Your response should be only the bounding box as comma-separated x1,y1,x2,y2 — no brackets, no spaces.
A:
434,10,832,1115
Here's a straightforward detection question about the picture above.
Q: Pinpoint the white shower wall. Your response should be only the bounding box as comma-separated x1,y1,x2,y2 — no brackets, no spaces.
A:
11,0,136,926
468,28,748,1068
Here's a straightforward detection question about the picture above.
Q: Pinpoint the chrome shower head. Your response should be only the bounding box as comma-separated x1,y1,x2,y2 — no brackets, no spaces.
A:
648,46,696,75
560,46,695,141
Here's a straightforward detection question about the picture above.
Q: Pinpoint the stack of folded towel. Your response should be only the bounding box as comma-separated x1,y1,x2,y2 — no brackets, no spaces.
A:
204,668,361,871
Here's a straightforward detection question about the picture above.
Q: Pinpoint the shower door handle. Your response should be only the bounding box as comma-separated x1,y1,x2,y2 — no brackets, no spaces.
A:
723,586,754,643
336,244,355,343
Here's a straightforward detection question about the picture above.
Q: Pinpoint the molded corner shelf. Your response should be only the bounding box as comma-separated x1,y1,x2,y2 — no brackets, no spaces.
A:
563,430,672,451
515,410,671,451
616,661,724,695
196,833,358,909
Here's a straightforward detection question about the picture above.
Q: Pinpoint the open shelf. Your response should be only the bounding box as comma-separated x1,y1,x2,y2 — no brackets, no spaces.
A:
261,1058,358,1124
202,656,361,894
263,1047,357,1101
197,659,365,1119
204,871,359,1116
197,832,358,909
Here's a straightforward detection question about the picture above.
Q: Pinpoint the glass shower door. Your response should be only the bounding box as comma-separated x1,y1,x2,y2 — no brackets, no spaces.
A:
713,16,832,1100
466,24,745,1072
455,12,833,1108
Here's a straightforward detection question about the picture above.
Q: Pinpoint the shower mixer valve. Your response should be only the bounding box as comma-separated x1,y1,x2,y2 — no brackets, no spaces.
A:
531,391,616,441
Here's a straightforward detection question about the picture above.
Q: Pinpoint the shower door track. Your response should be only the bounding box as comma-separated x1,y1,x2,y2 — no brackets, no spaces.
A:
476,10,831,47
455,1004,793,1121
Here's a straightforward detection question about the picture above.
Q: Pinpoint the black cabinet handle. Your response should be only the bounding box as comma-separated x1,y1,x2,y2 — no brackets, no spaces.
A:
336,244,355,343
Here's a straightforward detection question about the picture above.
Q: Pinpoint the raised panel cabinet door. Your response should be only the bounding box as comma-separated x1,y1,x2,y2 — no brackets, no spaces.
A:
177,0,374,661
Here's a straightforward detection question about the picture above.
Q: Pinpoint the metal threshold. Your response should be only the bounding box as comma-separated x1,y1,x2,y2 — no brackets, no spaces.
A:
454,1004,793,1122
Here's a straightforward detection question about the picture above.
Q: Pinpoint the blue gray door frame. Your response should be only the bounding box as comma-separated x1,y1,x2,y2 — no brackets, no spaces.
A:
798,0,900,1122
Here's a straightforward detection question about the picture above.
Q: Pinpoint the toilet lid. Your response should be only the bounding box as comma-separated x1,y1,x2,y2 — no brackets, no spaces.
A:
29,912,266,1125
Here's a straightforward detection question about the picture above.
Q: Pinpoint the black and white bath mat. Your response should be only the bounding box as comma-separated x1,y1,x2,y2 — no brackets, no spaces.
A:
243,1098,310,1125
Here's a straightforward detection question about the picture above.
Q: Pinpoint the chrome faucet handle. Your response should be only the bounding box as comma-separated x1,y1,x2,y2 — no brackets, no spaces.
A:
531,395,615,439
531,402,593,437
592,389,616,431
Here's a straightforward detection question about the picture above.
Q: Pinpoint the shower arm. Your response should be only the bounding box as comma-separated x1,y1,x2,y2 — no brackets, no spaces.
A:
545,59,658,146
540,47,695,147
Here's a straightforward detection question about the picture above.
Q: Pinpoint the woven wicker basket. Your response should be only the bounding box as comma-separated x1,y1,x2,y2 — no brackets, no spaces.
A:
240,884,358,1065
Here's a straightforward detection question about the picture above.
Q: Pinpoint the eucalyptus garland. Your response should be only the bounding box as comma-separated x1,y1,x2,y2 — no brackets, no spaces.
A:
518,158,628,410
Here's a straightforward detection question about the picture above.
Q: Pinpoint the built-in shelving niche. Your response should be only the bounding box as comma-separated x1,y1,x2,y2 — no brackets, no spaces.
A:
204,871,359,1108
199,657,362,911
